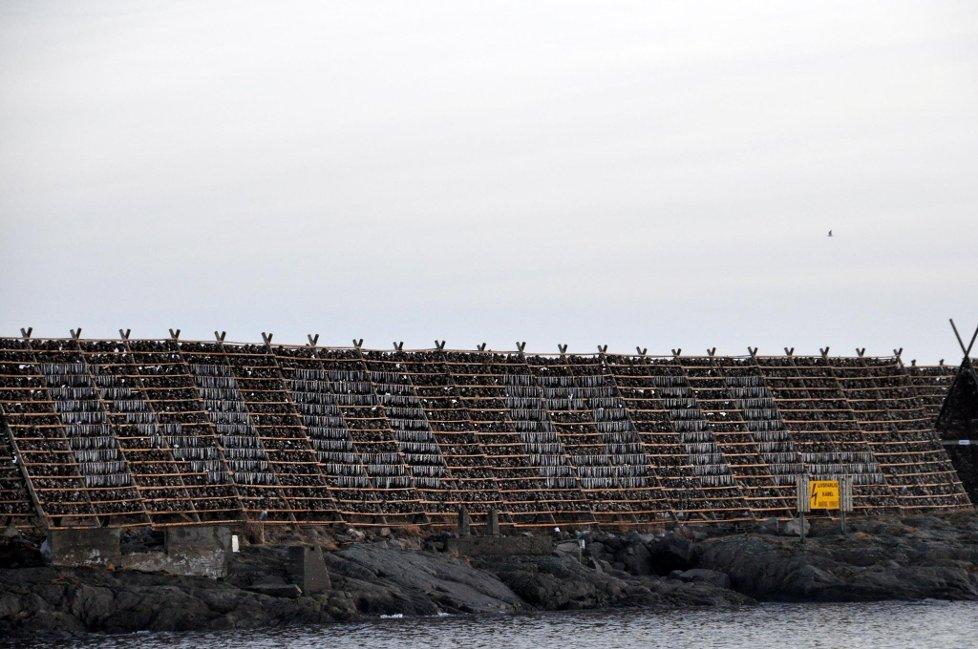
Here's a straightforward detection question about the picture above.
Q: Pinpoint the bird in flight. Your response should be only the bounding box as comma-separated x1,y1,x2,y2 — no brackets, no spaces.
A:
827,229,833,237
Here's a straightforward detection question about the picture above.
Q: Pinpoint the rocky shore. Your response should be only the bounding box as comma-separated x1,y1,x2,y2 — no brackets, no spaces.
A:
1,512,976,637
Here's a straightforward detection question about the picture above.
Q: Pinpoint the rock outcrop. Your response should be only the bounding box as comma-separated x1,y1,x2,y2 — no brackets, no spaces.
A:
482,552,747,610
695,514,978,601
2,512,977,636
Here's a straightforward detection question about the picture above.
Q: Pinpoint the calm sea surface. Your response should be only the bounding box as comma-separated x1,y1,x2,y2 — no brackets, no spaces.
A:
13,601,978,649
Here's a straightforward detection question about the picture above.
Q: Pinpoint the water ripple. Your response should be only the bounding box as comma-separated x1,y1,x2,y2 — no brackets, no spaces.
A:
17,601,978,649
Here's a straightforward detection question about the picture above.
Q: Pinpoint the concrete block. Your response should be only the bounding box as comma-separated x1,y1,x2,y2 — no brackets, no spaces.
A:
446,535,553,558
165,526,232,555
119,549,228,579
287,545,331,594
48,528,121,566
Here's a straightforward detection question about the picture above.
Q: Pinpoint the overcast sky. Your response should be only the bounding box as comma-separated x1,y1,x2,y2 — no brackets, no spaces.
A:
1,1,976,361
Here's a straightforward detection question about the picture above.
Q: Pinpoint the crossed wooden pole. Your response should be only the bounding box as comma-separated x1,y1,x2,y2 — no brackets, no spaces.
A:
949,319,978,364
15,326,974,361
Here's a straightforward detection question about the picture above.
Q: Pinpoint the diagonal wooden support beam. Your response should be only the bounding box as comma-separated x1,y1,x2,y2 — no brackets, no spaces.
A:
950,318,967,354
948,318,977,359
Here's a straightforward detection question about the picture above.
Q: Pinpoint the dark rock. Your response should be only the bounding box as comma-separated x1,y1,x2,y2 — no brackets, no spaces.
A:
695,522,978,602
246,583,303,599
329,543,522,615
0,536,44,569
586,540,611,561
2,513,977,636
618,539,652,576
482,552,747,611
759,517,781,535
782,518,811,537
486,553,636,609
671,569,731,589
645,533,696,575
554,540,583,562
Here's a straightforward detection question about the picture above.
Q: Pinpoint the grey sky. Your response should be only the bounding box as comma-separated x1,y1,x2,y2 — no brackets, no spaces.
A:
1,1,976,361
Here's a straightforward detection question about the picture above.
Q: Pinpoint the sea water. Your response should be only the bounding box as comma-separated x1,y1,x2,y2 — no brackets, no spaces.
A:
14,600,978,649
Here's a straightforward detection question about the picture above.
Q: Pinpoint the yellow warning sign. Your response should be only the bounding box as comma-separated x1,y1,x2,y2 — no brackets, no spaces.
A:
809,480,840,510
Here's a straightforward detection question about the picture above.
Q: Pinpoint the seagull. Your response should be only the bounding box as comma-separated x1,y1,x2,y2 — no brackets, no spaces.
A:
827,230,833,237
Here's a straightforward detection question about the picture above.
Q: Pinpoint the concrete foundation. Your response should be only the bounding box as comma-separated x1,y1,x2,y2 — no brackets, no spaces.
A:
228,544,332,595
90,525,239,579
48,528,121,566
165,525,233,554
119,549,228,579
287,545,331,594
446,535,553,557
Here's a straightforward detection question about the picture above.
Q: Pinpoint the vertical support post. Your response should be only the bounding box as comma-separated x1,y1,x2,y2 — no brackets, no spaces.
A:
796,474,810,544
458,508,471,537
840,475,853,535
488,508,500,536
